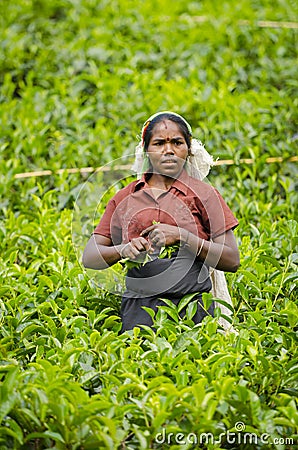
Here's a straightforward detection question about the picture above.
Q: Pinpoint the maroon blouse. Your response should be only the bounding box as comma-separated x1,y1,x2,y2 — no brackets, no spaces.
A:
93,169,238,245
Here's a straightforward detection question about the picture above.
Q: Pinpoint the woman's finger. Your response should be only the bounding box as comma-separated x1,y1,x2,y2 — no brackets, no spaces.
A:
140,224,156,236
131,237,150,252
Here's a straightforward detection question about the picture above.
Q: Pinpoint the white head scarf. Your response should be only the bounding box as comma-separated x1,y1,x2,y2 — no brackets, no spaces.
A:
131,111,214,180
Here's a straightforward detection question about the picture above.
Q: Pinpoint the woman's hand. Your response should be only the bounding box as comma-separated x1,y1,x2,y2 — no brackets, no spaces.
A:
120,237,152,260
82,234,152,269
140,223,180,248
140,225,240,272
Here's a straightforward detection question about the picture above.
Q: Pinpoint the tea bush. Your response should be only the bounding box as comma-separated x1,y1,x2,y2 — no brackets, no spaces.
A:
0,0,297,449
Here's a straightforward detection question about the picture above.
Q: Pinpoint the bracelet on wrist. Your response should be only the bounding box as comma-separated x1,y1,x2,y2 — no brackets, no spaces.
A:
197,239,204,256
119,243,128,259
181,230,190,248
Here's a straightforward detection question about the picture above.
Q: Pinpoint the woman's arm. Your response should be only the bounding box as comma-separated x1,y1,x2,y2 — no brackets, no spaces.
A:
178,228,240,272
141,224,240,273
196,229,240,272
82,234,152,270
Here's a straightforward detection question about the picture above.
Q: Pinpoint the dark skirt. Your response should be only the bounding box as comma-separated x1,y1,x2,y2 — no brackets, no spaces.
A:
120,294,214,331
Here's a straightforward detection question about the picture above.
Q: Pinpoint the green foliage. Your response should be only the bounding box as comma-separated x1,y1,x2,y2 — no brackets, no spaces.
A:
0,0,297,175
0,0,297,448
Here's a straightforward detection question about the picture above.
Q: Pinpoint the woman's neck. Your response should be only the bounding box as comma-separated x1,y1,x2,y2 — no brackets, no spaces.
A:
147,173,175,190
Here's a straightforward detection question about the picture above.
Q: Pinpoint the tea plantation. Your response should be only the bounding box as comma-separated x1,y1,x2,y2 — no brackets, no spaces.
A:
0,0,297,449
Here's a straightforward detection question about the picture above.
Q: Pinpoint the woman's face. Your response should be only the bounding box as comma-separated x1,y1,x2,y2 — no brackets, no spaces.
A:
147,120,189,178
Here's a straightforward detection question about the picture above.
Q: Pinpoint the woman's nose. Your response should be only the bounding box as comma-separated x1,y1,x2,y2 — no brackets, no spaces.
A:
164,142,174,153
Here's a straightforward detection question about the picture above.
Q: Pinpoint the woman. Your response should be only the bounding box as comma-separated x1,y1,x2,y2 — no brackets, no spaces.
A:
82,111,240,331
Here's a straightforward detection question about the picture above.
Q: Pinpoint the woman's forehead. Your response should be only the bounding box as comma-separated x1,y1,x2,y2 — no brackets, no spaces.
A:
151,120,184,136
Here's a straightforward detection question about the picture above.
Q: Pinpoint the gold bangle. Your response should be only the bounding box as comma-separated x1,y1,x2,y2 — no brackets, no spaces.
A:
119,243,128,259
197,239,204,256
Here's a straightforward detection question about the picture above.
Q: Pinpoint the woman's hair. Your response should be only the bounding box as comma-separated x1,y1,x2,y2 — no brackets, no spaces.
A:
143,113,192,151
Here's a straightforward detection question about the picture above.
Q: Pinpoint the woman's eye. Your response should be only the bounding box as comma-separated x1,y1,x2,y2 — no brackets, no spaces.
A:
153,140,184,146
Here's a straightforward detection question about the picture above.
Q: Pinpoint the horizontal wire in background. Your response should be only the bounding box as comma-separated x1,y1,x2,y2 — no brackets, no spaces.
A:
13,156,298,180
186,16,298,28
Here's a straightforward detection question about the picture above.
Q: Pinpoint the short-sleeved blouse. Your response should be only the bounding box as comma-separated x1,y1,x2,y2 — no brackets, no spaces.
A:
94,169,238,243
93,170,238,299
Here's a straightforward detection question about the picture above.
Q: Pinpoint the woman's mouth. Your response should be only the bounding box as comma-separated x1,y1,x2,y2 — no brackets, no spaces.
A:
161,159,177,164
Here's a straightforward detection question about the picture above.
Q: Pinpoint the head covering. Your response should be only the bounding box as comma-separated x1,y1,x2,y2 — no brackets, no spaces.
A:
131,111,214,180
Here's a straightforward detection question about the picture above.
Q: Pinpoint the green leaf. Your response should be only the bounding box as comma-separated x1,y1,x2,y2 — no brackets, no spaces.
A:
141,306,155,320
186,300,198,321
157,305,180,322
177,292,200,312
0,368,19,421
25,431,65,443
